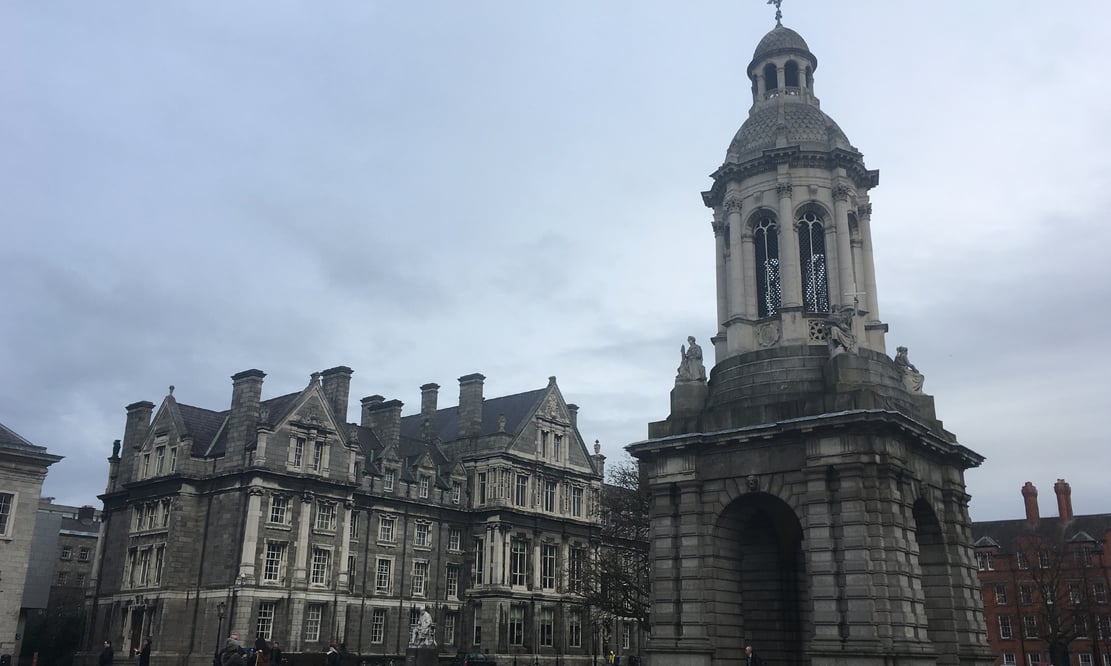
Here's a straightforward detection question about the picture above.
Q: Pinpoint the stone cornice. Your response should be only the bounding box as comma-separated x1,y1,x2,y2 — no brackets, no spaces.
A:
702,147,880,208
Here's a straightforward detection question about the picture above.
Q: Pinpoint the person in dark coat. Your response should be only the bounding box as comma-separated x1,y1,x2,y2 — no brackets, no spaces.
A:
98,640,114,666
325,642,340,666
138,639,152,666
744,645,766,666
270,641,283,666
253,637,271,666
221,633,244,666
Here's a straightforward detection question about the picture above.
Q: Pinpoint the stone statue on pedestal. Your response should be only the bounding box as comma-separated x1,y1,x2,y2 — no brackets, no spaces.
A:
676,336,707,382
895,346,925,393
824,306,858,357
409,607,436,648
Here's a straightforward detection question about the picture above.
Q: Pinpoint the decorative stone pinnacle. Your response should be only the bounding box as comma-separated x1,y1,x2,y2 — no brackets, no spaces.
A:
767,0,783,26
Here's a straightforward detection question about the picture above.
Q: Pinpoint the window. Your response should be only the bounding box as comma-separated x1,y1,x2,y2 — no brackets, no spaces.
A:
622,624,631,650
1017,550,1029,569
540,431,549,457
132,505,142,531
998,615,1013,639
263,542,286,582
544,481,556,512
753,216,781,317
763,63,778,91
61,545,73,560
1077,615,1089,637
161,499,171,527
305,605,323,643
384,469,395,492
571,487,584,517
995,584,1008,605
56,570,69,585
569,547,585,592
76,573,86,587
78,546,91,562
975,551,993,571
154,545,165,584
1095,582,1108,604
1038,551,1049,569
1080,655,1094,666
256,602,275,640
419,475,431,499
126,549,137,588
568,610,582,648
1027,653,1042,666
554,434,563,461
370,608,386,644
292,437,305,467
1098,615,1111,640
411,561,429,596
310,548,331,585
348,554,357,585
315,503,337,531
449,528,462,552
797,210,830,313
1069,582,1083,604
515,474,529,506
510,538,528,586
444,613,456,645
1023,614,1038,638
509,605,524,645
415,522,430,547
0,492,16,535
375,558,392,593
474,537,485,584
1019,584,1033,605
473,619,482,646
1002,653,1016,666
270,496,289,524
451,481,462,504
409,608,421,634
146,503,158,530
447,564,460,598
168,447,177,473
1075,548,1093,567
378,515,396,542
310,439,325,472
154,446,166,475
142,453,151,478
541,544,557,590
349,512,359,541
138,548,152,586
478,472,487,505
539,607,554,647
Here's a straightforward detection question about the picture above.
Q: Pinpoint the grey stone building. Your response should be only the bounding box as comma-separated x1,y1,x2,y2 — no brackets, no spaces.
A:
22,499,102,612
628,19,994,666
83,368,606,665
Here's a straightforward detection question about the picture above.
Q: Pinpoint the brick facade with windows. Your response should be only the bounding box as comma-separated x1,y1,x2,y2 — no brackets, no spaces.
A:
82,368,607,665
973,480,1111,666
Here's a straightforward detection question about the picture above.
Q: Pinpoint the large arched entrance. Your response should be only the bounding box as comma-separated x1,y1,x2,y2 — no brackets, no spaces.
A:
913,498,952,650
710,493,806,666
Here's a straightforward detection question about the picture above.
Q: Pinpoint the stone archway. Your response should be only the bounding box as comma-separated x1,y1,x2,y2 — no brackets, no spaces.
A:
710,492,806,666
913,498,951,649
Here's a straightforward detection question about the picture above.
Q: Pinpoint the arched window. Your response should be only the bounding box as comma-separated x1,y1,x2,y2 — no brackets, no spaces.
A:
797,211,830,313
753,217,781,317
784,61,800,88
763,63,778,92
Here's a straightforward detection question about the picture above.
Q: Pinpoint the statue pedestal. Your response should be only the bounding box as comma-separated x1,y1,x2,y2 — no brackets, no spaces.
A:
670,380,707,418
404,646,438,666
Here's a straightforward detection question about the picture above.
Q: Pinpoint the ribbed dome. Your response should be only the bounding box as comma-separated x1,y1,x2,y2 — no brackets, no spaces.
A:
726,102,852,162
748,25,817,75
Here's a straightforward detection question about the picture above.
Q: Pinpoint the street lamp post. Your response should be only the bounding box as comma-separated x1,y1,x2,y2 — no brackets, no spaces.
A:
214,602,227,663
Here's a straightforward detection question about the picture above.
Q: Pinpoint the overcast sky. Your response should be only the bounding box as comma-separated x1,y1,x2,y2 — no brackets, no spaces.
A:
3,1,1109,523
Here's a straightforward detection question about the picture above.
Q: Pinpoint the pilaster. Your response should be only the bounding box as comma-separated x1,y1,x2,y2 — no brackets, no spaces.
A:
238,486,264,583
777,182,802,309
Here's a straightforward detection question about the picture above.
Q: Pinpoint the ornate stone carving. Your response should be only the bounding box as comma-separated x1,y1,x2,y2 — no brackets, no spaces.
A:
111,439,121,458
808,319,828,343
857,203,873,217
301,491,314,504
676,336,707,382
723,197,743,214
895,346,925,394
746,475,759,492
834,184,852,201
757,322,780,347
248,487,265,497
711,219,727,236
823,305,858,357
776,182,793,198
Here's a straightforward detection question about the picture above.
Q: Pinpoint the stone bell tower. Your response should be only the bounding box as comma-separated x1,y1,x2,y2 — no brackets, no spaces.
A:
630,14,994,666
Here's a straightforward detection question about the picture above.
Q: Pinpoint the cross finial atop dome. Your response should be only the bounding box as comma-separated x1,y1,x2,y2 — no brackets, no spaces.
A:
767,0,783,26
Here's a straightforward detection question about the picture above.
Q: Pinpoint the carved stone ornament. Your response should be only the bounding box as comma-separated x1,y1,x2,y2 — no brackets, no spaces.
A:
895,346,925,394
746,475,759,492
408,607,437,648
857,203,873,217
757,321,780,347
301,491,315,504
833,184,852,201
711,219,727,235
824,305,858,357
248,487,266,497
723,197,743,214
676,336,707,383
776,182,793,198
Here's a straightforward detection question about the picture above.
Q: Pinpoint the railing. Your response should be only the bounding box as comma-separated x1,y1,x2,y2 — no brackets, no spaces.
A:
764,86,802,99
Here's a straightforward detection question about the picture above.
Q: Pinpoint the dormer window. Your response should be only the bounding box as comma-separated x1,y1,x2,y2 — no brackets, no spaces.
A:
292,437,306,468
451,481,461,504
154,446,166,475
419,475,431,499
554,434,563,461
141,454,151,479
168,447,178,473
310,438,326,472
384,469,395,492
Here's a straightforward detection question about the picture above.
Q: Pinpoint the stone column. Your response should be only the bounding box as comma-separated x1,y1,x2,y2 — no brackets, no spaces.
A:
560,538,570,592
741,226,757,316
713,216,729,332
293,492,313,584
288,598,305,652
724,196,746,320
777,182,802,308
823,221,841,310
337,501,353,589
532,538,542,589
238,487,264,582
857,202,880,322
832,185,856,308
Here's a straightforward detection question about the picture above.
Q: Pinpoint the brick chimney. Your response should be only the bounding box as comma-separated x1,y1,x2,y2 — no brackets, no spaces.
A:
365,399,404,448
121,400,154,483
420,383,439,442
321,366,353,424
1053,478,1073,521
78,505,96,522
458,373,485,438
1021,481,1039,524
226,369,265,462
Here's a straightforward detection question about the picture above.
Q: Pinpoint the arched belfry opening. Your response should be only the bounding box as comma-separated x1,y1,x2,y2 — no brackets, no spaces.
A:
711,493,806,666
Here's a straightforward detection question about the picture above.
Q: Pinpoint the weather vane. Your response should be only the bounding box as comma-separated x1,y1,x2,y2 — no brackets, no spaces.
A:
767,0,783,26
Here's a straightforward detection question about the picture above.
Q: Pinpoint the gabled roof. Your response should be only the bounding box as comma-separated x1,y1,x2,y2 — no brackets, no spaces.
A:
175,402,229,457
260,392,302,428
398,387,548,443
972,514,1111,552
0,421,46,452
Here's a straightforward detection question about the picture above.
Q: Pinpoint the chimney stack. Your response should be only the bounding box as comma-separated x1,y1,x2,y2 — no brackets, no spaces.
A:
1054,478,1073,521
1021,482,1039,524
78,505,96,522
420,383,440,442
567,403,579,429
227,369,265,462
121,401,155,483
361,396,385,428
365,399,404,448
458,373,485,438
321,366,354,424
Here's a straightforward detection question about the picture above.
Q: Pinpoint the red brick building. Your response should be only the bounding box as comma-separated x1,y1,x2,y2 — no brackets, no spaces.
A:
972,480,1111,666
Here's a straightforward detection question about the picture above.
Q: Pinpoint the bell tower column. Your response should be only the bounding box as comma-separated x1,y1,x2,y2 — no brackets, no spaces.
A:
776,182,801,309
832,185,856,307
725,196,747,320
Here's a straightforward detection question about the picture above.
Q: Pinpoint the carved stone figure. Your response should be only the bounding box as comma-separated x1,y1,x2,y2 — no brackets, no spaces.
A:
895,346,925,393
409,607,436,648
824,306,857,357
111,439,121,458
676,336,707,382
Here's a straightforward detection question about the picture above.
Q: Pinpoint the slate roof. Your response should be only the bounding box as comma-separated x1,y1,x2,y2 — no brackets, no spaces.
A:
0,421,46,452
176,403,229,457
59,516,100,536
398,387,548,443
749,25,817,73
727,102,854,163
971,514,1111,552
